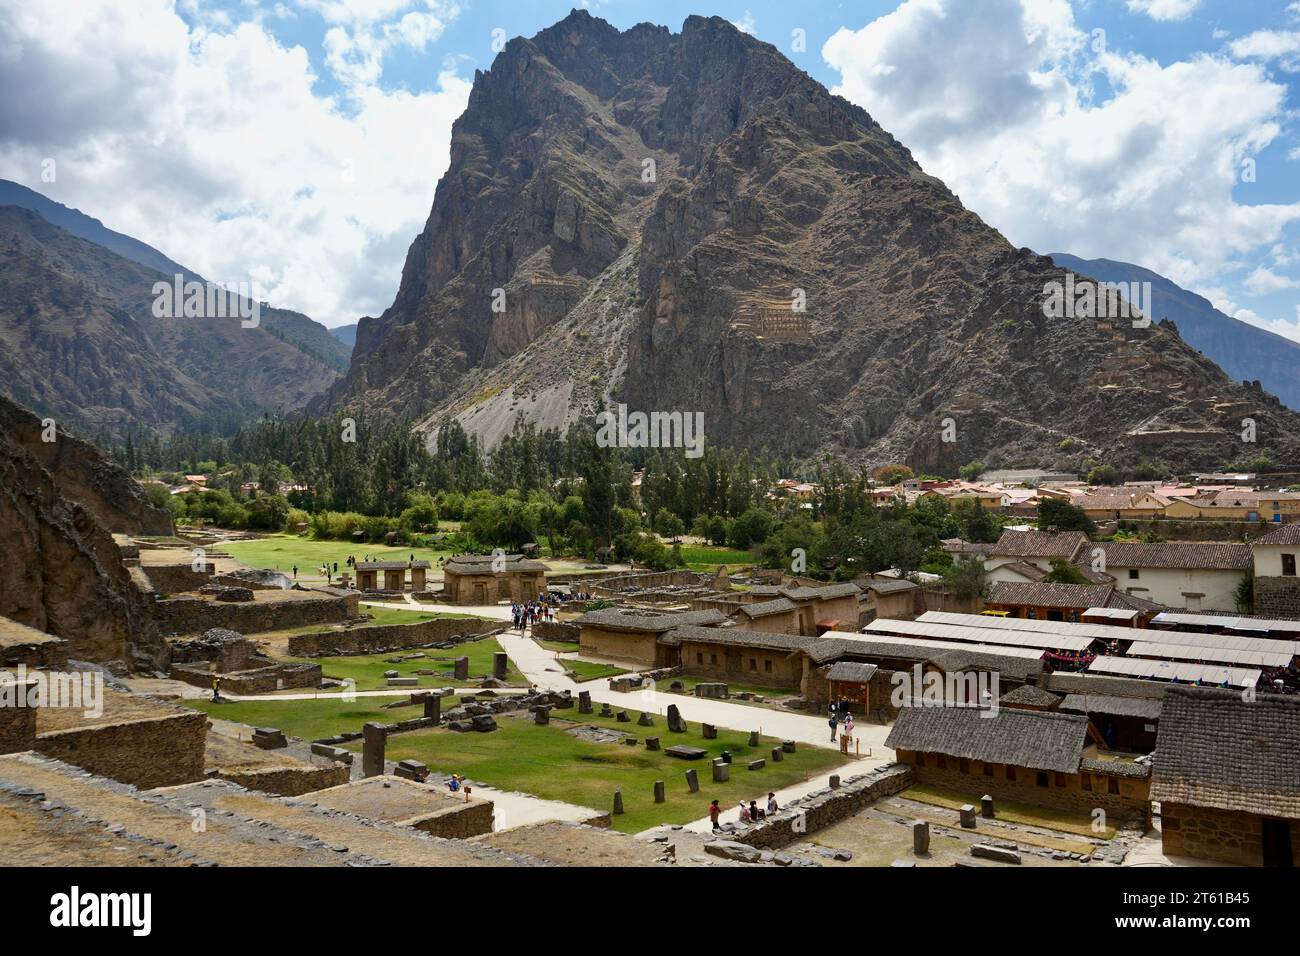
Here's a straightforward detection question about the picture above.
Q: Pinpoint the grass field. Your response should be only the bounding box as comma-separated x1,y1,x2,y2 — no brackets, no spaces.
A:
221,534,450,576
185,694,450,742
382,709,845,833
678,545,754,570
291,638,526,691
184,695,845,832
561,659,629,682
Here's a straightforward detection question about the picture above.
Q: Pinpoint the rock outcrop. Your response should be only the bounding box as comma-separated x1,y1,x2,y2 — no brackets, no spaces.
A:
322,11,1300,472
0,395,169,670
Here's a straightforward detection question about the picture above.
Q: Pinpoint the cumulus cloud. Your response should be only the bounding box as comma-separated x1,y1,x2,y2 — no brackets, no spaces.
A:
0,0,470,327
822,0,1300,342
1126,0,1200,22
1244,266,1300,295
1228,30,1300,71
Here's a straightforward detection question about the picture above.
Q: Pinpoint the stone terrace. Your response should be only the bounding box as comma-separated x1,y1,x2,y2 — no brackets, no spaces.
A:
0,753,545,867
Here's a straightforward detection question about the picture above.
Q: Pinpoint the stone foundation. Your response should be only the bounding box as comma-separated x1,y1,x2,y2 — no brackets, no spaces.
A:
1254,576,1300,619
1160,803,1300,866
287,617,501,657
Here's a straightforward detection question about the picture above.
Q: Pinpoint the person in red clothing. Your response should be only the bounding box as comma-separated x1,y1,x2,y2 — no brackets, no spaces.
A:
708,799,722,831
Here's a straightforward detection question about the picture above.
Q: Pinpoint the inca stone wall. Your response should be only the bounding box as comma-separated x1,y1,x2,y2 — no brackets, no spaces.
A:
532,621,579,642
287,617,500,657
405,799,496,839
212,762,351,798
172,661,322,694
731,765,914,849
152,593,355,636
35,710,207,788
1159,803,1299,866
1254,576,1300,619
141,562,217,594
0,703,37,754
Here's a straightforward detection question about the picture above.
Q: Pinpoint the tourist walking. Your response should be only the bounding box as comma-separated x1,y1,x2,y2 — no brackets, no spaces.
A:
708,799,722,831
828,709,839,742
843,713,855,741
292,565,297,579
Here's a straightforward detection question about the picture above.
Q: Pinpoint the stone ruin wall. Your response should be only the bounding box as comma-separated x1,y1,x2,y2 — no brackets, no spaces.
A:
731,764,914,849
152,592,356,636
1254,576,1300,619
212,762,351,798
287,617,501,657
34,710,208,789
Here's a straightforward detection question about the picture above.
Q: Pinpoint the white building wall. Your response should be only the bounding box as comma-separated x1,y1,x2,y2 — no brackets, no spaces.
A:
1111,566,1245,612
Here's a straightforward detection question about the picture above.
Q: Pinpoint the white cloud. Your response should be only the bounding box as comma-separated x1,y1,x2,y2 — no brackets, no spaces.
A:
822,0,1300,295
1244,265,1300,295
1126,0,1200,22
731,10,756,35
0,0,471,326
1228,29,1300,71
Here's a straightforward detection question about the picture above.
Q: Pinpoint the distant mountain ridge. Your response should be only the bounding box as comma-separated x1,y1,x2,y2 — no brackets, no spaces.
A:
0,179,352,373
1049,253,1300,412
0,205,338,439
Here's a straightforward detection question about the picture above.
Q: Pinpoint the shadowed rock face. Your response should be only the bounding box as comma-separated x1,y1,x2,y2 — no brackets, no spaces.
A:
0,396,170,670
323,10,1300,472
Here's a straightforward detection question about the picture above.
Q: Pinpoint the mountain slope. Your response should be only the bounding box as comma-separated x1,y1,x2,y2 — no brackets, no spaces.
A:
0,179,352,373
0,394,170,669
1049,253,1300,412
0,205,338,438
322,10,1300,472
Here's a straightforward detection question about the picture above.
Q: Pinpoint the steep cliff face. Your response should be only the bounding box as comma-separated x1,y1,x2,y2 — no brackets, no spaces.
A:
324,10,1300,472
0,396,169,670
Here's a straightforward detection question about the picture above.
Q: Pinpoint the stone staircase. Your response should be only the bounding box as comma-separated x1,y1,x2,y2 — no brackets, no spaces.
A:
0,752,546,867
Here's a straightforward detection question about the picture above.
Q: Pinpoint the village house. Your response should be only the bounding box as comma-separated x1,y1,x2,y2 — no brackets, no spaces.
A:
1072,490,1171,521
1150,686,1299,866
860,577,919,622
885,704,1152,818
570,607,727,667
727,582,861,635
1087,541,1251,612
440,554,549,605
984,529,1090,584
984,581,1165,623
661,625,817,690
1250,523,1300,618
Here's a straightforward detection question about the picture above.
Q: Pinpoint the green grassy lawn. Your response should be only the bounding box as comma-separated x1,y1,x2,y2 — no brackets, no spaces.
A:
383,710,845,833
221,534,450,575
678,545,754,571
184,694,458,742
357,607,482,625
903,783,1118,840
561,659,629,682
288,637,525,692
536,639,580,654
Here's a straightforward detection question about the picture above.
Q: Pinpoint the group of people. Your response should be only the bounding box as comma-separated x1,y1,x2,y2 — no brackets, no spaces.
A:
707,793,779,830
512,601,554,631
828,698,855,742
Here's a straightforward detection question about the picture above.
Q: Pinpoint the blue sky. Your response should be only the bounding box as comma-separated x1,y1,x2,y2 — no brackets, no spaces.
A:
1,0,1298,342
